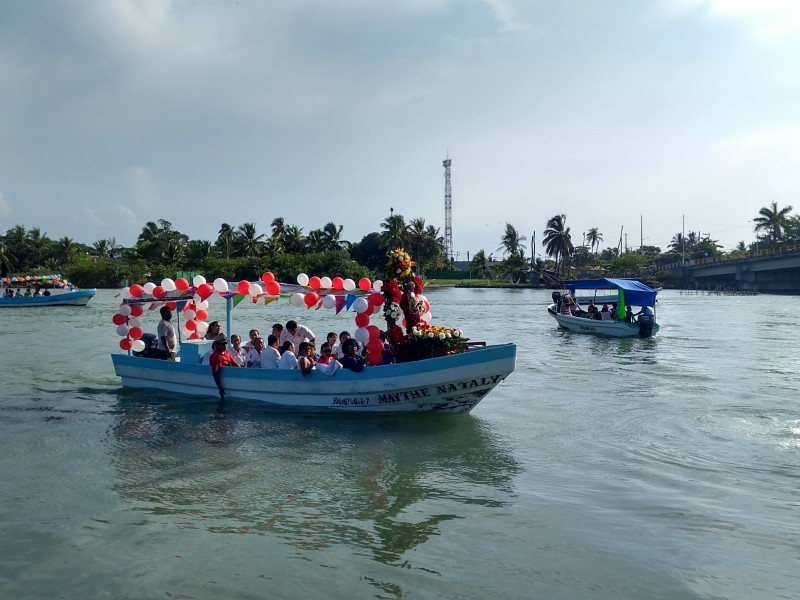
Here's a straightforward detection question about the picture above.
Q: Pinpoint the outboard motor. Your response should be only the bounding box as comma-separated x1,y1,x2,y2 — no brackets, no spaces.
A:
133,333,161,358
552,291,562,306
638,310,655,337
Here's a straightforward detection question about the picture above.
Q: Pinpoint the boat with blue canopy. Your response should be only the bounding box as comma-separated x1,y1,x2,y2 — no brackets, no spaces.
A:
547,278,659,338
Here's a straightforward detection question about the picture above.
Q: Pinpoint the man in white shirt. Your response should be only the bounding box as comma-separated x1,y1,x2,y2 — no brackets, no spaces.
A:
261,335,281,369
229,334,248,367
279,320,315,350
156,306,177,361
245,337,265,368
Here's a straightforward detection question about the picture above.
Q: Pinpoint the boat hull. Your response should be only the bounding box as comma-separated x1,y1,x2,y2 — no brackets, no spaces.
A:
112,343,517,413
0,289,96,307
548,305,659,338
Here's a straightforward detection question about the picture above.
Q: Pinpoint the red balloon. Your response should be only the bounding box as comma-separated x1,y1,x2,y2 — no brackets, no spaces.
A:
119,338,133,351
367,325,380,340
195,309,208,321
166,301,177,311
236,280,249,295
304,292,319,307
366,340,383,365
265,281,280,296
129,327,143,340
130,305,144,317
112,313,127,325
368,293,384,307
189,332,201,340
358,277,371,292
309,276,321,290
152,286,166,299
129,284,144,297
197,283,213,299
261,272,275,284
185,319,197,331
332,277,344,291
175,278,190,291
355,312,370,328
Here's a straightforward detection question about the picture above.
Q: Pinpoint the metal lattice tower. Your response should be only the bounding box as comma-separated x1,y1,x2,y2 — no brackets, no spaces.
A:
443,157,452,261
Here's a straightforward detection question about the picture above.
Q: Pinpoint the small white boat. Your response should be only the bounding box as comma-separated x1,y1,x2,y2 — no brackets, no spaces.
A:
547,278,659,338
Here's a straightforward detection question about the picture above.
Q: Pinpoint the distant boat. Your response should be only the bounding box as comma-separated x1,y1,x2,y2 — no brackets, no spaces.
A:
1,274,95,307
548,278,660,338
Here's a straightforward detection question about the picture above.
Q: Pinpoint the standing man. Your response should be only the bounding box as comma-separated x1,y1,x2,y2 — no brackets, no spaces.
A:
209,333,239,401
279,320,315,350
157,306,177,361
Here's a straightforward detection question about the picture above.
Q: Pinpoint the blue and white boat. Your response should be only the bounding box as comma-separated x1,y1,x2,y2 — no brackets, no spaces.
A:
1,274,96,307
547,278,660,338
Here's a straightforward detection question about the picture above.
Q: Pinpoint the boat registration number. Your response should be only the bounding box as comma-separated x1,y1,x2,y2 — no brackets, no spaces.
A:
332,396,370,407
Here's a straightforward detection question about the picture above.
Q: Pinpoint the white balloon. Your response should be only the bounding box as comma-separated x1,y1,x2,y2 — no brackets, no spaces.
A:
118,304,132,317
183,309,196,320
161,278,176,292
353,297,369,314
322,294,336,309
197,300,209,310
372,279,383,292
128,316,142,328
182,327,192,338
343,278,356,291
196,321,209,334
249,283,263,296
354,327,370,345
116,324,130,337
290,292,305,307
422,311,432,322
297,273,309,287
131,339,146,353
213,278,228,293
320,276,332,289
120,286,132,299
193,275,207,288
143,282,156,295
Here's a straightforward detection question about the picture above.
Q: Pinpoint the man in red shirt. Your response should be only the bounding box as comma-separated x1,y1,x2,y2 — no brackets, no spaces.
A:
209,333,239,400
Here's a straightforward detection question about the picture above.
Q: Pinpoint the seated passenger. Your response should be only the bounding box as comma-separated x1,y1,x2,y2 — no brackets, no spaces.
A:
379,331,395,365
600,304,611,321
559,297,572,316
340,339,365,373
316,342,343,376
261,335,281,369
243,329,260,352
277,341,298,370
246,337,265,368
624,305,635,323
298,341,316,377
229,334,247,367
205,321,222,341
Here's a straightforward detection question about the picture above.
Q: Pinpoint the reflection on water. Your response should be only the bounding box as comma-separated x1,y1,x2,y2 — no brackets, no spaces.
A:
108,393,521,565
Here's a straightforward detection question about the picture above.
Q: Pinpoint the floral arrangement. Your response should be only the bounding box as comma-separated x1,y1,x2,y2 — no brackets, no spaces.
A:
410,323,468,348
385,301,403,323
386,248,415,282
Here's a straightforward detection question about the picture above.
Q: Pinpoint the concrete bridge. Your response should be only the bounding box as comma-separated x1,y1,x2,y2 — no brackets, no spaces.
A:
671,245,800,294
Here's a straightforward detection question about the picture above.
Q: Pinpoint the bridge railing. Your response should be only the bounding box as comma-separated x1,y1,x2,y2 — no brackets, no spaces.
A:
691,244,800,267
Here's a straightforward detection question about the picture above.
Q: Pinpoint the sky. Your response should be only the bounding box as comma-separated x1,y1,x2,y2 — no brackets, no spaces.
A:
1,0,799,260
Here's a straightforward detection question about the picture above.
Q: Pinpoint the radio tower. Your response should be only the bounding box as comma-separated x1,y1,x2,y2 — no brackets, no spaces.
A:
443,155,453,262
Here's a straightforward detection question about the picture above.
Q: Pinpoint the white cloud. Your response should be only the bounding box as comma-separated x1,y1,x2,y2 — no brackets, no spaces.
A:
0,193,10,217
669,0,800,38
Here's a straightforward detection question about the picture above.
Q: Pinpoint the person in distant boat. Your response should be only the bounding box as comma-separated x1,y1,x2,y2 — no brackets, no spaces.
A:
400,281,421,334
24,287,32,297
280,320,315,350
340,339,365,373
205,321,222,341
298,341,316,377
209,333,239,400
42,289,51,296
229,334,247,367
600,304,611,321
156,306,177,361
246,337,265,368
559,296,573,316
277,341,299,370
315,342,343,376
261,335,281,369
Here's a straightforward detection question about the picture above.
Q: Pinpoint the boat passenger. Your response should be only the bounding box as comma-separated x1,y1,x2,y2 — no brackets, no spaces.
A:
205,321,222,341
209,333,239,400
15,289,22,297
559,297,572,316
246,337,265,368
379,331,395,365
298,341,316,377
280,320,315,350
624,306,635,323
277,341,299,370
243,329,259,352
340,339,365,373
316,342,343,376
24,287,32,297
326,331,339,358
261,335,281,369
157,306,177,361
42,289,51,296
600,304,611,321
271,323,283,341
229,334,247,367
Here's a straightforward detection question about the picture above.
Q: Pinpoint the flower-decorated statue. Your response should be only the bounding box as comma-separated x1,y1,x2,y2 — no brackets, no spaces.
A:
382,248,423,341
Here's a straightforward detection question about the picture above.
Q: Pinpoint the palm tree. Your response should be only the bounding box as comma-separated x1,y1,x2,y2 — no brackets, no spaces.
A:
586,227,602,256
497,223,527,258
0,241,17,274
263,237,284,259
27,227,50,266
236,222,265,257
282,225,305,253
669,232,685,253
93,239,109,258
56,236,76,265
322,222,349,250
163,242,184,264
754,202,794,243
542,214,573,275
469,249,491,280
306,229,326,253
271,217,287,240
186,240,213,264
380,214,409,250
43,257,60,272
217,223,235,259
107,236,118,259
